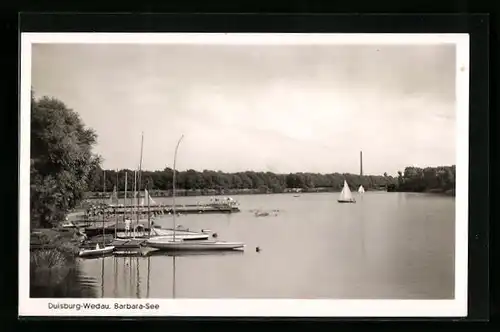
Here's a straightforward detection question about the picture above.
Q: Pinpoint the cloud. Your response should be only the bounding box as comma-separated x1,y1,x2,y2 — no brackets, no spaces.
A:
31,43,456,175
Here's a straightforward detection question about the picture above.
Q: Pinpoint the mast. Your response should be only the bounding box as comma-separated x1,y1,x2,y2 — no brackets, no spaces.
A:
133,169,137,224
172,134,184,242
124,171,128,222
115,169,118,238
171,135,183,300
147,180,151,238
137,132,144,226
115,170,119,204
102,170,106,246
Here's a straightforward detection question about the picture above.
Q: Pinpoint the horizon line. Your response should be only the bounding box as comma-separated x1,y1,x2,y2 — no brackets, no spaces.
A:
96,165,456,177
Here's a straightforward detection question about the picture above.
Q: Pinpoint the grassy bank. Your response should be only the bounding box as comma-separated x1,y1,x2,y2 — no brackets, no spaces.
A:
30,228,96,297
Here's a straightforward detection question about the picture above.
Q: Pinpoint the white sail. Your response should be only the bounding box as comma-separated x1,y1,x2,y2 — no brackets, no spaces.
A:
339,180,354,201
143,189,157,206
358,185,365,193
108,185,119,205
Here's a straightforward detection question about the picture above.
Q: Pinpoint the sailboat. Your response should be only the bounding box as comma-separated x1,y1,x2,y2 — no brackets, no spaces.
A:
79,170,115,257
338,180,356,203
358,185,365,194
140,189,158,206
146,135,245,251
108,185,120,206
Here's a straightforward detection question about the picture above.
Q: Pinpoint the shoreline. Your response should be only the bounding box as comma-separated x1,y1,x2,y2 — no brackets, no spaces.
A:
83,188,388,199
387,188,455,197
83,187,455,200
30,228,84,297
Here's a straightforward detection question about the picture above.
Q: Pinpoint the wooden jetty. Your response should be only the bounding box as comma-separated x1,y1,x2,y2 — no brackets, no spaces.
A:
86,204,239,215
83,220,208,238
84,220,149,237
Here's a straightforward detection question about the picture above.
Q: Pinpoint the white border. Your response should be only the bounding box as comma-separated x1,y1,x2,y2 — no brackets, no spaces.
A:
19,33,470,317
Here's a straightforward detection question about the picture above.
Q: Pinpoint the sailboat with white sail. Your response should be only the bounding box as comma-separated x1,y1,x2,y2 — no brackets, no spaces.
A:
140,189,158,206
338,180,356,203
146,135,245,251
108,185,120,207
79,170,115,257
358,185,365,194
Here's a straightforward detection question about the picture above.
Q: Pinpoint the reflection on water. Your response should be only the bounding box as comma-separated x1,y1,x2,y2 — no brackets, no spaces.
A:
33,192,456,299
75,250,246,299
150,250,245,258
30,259,98,298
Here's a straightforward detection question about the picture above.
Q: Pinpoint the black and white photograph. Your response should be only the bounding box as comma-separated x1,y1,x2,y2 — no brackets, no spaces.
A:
19,32,469,317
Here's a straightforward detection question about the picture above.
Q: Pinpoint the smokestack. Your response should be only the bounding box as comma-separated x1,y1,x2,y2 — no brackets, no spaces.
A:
360,151,363,176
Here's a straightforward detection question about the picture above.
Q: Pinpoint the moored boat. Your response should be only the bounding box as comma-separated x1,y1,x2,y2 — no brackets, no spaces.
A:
114,227,210,240
145,238,245,251
358,185,365,194
113,247,158,257
338,180,356,203
79,243,115,257
149,134,245,252
148,233,209,241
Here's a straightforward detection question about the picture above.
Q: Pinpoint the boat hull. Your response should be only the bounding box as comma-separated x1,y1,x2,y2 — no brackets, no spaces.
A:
78,246,115,257
337,200,356,203
146,240,245,251
113,247,158,257
116,232,209,241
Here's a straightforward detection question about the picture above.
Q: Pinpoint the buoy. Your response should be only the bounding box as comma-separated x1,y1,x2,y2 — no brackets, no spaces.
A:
256,247,261,252
212,233,218,238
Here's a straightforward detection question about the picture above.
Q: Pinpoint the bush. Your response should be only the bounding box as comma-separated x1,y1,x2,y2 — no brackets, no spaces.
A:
30,249,72,287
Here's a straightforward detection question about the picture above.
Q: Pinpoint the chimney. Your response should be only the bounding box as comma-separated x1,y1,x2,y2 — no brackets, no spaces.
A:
360,151,363,176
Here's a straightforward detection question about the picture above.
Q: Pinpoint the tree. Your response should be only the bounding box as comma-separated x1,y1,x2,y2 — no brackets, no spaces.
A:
87,168,401,194
393,165,455,194
30,93,101,228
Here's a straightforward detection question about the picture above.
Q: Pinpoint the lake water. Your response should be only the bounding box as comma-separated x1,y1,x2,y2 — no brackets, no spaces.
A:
76,192,455,299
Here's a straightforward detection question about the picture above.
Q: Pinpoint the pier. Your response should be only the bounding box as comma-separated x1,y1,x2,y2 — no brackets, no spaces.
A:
82,220,210,237
86,204,240,215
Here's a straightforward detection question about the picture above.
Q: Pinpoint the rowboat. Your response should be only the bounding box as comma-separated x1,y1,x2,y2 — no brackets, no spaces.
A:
78,243,115,257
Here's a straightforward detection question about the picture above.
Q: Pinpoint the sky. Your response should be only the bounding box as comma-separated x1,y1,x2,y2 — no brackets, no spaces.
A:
30,42,457,176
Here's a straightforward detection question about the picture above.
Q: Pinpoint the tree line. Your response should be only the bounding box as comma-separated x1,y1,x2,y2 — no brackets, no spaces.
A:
388,165,456,195
85,167,397,197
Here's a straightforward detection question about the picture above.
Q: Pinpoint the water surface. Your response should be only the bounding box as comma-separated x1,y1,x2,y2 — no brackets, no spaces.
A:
77,192,455,299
